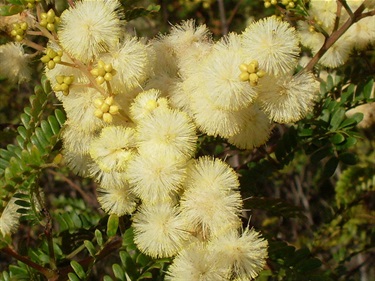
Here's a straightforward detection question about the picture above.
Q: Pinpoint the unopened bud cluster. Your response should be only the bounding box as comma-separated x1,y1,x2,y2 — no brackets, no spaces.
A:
40,9,60,32
10,22,28,42
239,60,266,86
264,0,296,8
90,60,117,85
94,96,119,123
40,47,63,69
53,75,74,96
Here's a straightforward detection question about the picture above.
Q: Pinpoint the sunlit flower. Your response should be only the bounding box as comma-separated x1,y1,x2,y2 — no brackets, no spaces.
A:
0,42,31,83
189,33,258,111
208,227,269,281
0,197,21,236
97,184,138,216
241,17,300,75
180,157,242,238
89,126,137,173
136,107,197,159
309,0,337,32
58,0,122,62
129,89,169,123
132,202,192,258
317,35,352,68
127,153,188,204
227,105,272,150
100,36,153,93
257,71,319,123
166,242,228,281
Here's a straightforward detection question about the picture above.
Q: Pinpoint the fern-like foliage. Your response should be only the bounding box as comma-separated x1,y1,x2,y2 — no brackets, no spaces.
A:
0,75,65,233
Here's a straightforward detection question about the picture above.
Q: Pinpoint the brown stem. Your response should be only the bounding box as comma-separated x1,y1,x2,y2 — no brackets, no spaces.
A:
22,39,45,51
1,246,57,279
304,3,367,72
217,0,228,35
227,0,243,29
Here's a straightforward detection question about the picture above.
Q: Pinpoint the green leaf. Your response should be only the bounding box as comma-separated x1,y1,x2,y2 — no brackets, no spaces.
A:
48,115,61,135
84,240,96,257
17,126,28,141
107,214,119,237
310,146,332,164
338,152,357,165
330,108,346,130
323,156,339,178
0,4,24,16
339,113,363,129
20,113,31,129
119,250,137,278
95,229,103,247
35,127,50,148
70,260,86,280
14,199,31,208
55,109,66,127
112,263,125,280
363,78,373,99
138,271,153,279
40,120,54,139
41,75,52,94
103,276,114,281
330,133,345,145
68,272,81,281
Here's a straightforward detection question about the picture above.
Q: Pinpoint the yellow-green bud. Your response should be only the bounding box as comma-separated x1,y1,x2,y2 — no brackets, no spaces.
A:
239,72,250,81
105,96,114,105
15,35,23,42
56,75,64,84
10,30,17,37
249,73,259,84
109,105,119,114
98,68,106,77
103,113,113,123
47,48,57,58
104,73,112,81
53,84,61,91
47,60,55,69
101,103,110,113
46,23,55,32
41,55,50,63
94,109,103,118
20,22,28,30
53,56,61,63
247,63,257,73
239,63,248,72
104,64,113,72
94,98,103,108
96,76,105,85
257,70,266,78
90,68,99,77
63,76,74,85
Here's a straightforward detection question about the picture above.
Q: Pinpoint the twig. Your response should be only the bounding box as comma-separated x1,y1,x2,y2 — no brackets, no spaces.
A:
304,3,367,72
217,0,228,35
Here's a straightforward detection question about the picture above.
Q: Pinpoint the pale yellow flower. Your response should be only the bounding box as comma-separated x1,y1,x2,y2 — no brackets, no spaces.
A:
136,107,197,159
89,126,137,173
208,228,269,281
58,0,122,62
0,42,31,83
0,197,21,236
241,17,300,75
180,157,242,238
257,71,319,123
227,105,272,150
127,153,187,204
97,184,138,216
132,202,192,258
166,242,228,281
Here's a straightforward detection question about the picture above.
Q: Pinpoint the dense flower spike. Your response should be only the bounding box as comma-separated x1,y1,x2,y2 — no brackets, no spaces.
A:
97,185,137,216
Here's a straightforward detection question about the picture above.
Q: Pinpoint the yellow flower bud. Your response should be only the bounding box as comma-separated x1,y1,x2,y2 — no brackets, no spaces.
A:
109,105,119,114
63,76,73,85
104,72,112,81
46,48,57,58
53,56,61,63
20,22,28,30
47,23,55,31
94,109,103,118
249,73,259,85
101,103,110,113
239,63,248,72
94,98,103,108
47,60,56,69
53,84,61,91
56,75,64,84
145,100,158,111
257,70,266,78
104,64,113,73
90,68,99,77
41,55,50,63
98,68,106,77
96,76,105,85
105,96,114,105
15,35,23,42
103,113,113,123
239,72,250,81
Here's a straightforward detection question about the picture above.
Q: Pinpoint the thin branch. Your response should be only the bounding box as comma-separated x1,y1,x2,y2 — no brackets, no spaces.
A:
227,0,243,29
304,3,367,72
217,0,228,35
1,246,57,279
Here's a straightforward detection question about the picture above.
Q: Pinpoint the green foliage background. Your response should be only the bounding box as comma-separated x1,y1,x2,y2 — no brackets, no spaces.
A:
0,0,374,280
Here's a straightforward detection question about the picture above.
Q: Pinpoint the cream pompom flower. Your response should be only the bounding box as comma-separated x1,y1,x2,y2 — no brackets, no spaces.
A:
0,42,31,84
100,36,153,93
208,228,269,281
132,203,192,258
318,35,353,68
89,126,137,173
127,153,187,204
189,33,258,111
136,107,197,159
62,88,106,133
297,21,325,54
129,89,169,123
227,105,272,150
189,93,250,138
97,185,138,216
257,71,319,123
58,0,122,63
309,0,337,32
180,157,242,238
166,242,228,281
241,17,300,76
0,197,21,236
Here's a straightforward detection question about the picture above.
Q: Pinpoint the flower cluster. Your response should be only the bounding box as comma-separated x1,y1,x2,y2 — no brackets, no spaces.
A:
1,0,329,278
298,0,375,68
